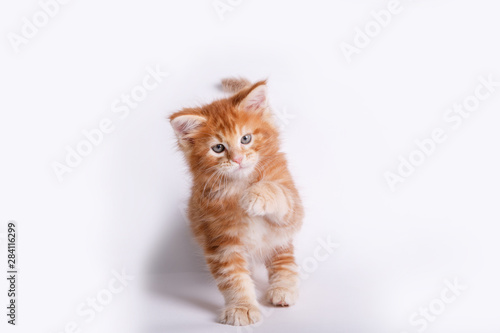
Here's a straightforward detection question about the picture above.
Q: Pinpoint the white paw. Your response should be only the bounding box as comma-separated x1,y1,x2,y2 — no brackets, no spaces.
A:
220,304,261,326
240,189,268,216
266,287,298,307
240,182,288,218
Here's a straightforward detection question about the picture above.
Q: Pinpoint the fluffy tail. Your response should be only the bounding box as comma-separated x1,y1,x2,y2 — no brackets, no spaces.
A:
221,77,251,93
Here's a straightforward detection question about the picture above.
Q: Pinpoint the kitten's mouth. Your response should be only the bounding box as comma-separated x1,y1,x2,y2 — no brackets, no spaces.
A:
229,163,254,176
233,166,247,173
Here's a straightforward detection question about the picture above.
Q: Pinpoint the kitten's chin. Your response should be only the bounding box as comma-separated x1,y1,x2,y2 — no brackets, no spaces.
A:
228,164,255,180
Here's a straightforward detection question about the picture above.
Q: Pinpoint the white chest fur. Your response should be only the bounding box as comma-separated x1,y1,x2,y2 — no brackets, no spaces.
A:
241,216,291,260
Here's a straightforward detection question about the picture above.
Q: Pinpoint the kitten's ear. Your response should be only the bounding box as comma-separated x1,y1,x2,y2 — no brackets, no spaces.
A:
233,80,268,113
170,114,206,140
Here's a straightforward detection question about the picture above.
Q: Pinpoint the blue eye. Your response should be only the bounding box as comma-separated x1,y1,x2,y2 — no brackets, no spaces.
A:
241,134,252,144
212,144,225,153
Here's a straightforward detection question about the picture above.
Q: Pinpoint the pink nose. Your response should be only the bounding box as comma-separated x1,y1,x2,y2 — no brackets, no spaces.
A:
232,155,244,164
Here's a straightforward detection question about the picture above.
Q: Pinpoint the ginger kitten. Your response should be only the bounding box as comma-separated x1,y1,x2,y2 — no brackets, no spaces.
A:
169,78,303,326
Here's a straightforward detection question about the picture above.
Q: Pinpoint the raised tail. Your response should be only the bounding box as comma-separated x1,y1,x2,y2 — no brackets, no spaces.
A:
221,77,251,93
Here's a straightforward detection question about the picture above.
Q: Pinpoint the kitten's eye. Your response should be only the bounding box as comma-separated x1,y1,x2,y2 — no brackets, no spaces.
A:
241,134,252,144
211,144,225,153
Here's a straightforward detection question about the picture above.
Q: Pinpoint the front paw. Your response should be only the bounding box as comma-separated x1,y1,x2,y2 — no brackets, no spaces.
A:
266,286,298,307
220,304,261,326
240,188,268,216
240,182,288,217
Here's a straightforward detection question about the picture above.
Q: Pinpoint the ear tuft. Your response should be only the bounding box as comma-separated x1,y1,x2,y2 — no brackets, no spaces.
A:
170,114,206,139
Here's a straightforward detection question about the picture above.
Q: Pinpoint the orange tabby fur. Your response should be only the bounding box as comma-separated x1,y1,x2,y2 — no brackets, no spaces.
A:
169,78,303,326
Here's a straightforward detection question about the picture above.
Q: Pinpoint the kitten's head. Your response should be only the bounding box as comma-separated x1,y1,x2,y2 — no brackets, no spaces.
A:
169,80,279,181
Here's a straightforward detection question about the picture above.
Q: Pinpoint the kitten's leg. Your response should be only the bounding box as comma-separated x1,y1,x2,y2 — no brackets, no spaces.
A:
265,245,299,306
206,247,261,326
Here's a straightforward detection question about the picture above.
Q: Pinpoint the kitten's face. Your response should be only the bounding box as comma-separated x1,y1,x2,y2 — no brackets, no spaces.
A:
170,81,279,181
205,128,259,179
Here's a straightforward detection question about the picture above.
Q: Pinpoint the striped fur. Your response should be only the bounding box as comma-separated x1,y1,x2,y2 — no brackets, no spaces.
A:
221,77,251,93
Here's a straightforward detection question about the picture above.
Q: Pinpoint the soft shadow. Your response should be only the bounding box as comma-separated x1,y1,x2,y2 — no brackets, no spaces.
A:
146,208,220,313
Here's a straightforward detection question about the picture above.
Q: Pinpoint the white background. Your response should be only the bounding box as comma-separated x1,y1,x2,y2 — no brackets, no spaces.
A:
1,0,499,332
